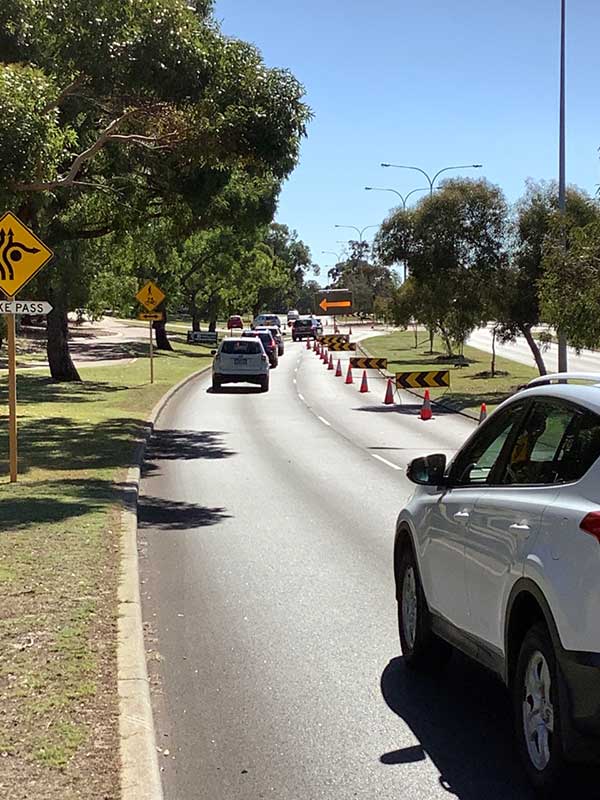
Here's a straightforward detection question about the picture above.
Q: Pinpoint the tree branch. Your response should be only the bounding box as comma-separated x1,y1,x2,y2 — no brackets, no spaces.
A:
40,75,85,115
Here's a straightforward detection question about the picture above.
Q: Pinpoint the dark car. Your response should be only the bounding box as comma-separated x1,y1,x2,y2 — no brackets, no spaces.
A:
257,325,284,356
242,329,278,368
292,317,323,341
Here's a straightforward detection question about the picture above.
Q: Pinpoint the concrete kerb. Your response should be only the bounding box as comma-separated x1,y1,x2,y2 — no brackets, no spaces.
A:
356,339,479,422
118,364,211,800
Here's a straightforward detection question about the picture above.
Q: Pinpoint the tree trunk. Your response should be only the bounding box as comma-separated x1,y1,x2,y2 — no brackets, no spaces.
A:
47,302,81,382
521,324,547,376
438,324,454,357
207,294,219,333
153,309,173,351
413,322,418,348
190,292,201,332
427,327,435,354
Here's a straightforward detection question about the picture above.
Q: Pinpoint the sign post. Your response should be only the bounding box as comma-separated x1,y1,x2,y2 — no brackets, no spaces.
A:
135,281,166,385
0,212,54,483
7,300,17,482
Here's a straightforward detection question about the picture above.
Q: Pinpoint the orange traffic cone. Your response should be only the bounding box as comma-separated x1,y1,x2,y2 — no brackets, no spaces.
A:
316,342,321,356
345,364,353,384
359,370,369,393
335,359,342,377
328,353,334,370
313,339,318,352
322,347,328,363
420,389,433,421
349,325,353,335
479,403,488,424
384,378,394,405
306,338,311,349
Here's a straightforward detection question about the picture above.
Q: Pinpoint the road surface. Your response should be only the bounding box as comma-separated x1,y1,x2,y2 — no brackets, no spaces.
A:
138,335,537,800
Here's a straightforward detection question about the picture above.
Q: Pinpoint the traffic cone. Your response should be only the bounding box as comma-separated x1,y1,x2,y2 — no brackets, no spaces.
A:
328,353,334,370
349,325,353,335
420,389,433,421
479,403,488,424
322,347,328,363
306,338,311,349
383,378,394,405
335,359,342,377
345,364,353,384
316,342,321,356
313,339,318,352
359,370,369,393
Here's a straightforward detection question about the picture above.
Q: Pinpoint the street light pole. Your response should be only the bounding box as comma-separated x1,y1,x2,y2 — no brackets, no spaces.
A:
380,163,483,195
334,224,379,241
364,186,429,209
557,0,568,372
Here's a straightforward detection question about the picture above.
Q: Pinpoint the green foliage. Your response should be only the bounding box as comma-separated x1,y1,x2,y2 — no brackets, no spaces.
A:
541,221,600,350
377,178,509,353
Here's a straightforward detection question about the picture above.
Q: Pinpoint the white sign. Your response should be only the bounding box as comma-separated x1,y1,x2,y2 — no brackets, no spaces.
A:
0,300,53,315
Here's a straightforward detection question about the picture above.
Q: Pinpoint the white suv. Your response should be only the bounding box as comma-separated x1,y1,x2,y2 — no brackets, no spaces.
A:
211,337,269,392
395,374,600,796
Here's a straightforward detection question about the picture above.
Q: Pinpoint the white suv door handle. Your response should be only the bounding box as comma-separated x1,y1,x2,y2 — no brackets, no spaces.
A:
454,511,470,520
509,523,530,532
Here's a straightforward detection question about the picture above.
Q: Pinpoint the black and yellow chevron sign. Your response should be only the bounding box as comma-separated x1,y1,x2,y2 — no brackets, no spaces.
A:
328,341,357,351
319,334,349,345
350,357,388,370
396,371,450,389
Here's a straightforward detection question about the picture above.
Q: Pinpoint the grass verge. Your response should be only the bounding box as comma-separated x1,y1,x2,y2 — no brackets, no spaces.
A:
0,341,211,800
362,330,539,415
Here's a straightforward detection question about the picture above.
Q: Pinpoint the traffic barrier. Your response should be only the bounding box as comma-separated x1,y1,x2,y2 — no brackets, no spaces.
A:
479,403,488,424
328,353,334,370
359,370,369,393
420,389,433,421
384,378,394,405
335,359,342,377
345,364,353,384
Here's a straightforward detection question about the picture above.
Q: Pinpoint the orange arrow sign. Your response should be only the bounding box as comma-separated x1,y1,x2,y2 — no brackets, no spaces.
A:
319,298,352,312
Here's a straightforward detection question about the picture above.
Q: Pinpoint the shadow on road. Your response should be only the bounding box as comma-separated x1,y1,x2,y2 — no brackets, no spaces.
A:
354,403,457,415
137,495,231,531
380,655,534,799
142,430,236,477
207,386,263,394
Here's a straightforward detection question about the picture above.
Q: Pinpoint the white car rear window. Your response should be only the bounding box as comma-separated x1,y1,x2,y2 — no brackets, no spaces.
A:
221,340,262,355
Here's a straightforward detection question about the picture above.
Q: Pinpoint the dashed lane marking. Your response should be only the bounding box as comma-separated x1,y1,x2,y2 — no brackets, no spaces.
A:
317,416,331,427
371,453,402,471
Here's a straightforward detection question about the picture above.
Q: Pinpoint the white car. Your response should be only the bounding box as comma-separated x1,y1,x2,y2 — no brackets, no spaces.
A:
211,337,270,392
252,313,282,331
395,373,600,796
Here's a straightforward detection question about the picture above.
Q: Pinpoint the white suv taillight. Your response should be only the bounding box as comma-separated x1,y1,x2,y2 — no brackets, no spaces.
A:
580,512,600,543
261,355,267,363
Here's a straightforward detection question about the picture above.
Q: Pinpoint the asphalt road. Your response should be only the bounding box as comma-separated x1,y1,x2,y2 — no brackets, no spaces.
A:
139,336,536,800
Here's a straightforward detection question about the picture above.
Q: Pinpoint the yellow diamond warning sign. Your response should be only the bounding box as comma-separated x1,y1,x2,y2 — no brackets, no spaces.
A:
136,280,165,311
0,212,54,298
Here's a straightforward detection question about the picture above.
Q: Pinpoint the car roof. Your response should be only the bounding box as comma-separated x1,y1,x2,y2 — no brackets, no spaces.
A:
498,382,600,416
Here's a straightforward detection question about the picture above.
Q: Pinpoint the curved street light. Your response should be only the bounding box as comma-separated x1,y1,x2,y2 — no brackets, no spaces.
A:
334,223,379,241
380,163,483,195
364,186,429,209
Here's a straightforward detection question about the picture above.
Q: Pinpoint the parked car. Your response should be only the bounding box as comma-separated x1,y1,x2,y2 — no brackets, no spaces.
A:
227,315,244,331
242,328,278,368
211,337,269,392
287,309,300,327
252,313,282,331
395,373,600,796
292,316,323,341
257,325,284,356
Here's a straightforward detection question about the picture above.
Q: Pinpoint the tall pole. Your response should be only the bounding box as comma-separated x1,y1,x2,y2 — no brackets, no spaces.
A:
7,301,18,482
557,0,568,372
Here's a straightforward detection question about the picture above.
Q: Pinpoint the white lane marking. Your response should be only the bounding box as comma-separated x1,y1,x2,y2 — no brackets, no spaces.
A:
298,393,306,402
293,378,297,385
317,415,331,427
372,453,402,471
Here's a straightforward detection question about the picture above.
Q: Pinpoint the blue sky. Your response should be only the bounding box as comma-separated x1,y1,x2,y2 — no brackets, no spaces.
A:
215,0,600,273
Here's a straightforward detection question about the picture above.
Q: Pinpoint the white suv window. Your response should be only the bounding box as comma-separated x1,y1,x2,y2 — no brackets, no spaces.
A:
451,402,526,486
500,400,600,485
